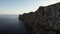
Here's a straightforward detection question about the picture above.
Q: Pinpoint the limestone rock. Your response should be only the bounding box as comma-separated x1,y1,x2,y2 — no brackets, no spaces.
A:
19,2,60,34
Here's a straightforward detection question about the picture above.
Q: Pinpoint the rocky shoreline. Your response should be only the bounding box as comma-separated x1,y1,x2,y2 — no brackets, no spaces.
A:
19,2,60,34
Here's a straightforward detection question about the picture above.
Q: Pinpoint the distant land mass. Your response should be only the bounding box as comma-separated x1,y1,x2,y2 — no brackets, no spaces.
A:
19,2,60,34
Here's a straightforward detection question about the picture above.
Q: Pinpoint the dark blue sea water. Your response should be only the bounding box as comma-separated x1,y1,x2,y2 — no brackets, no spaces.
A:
0,15,31,34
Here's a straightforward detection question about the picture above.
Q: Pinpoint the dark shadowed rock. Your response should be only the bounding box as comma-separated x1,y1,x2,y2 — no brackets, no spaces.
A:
19,2,60,34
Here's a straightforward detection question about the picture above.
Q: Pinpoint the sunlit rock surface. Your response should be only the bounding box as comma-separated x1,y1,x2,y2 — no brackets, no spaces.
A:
19,2,60,34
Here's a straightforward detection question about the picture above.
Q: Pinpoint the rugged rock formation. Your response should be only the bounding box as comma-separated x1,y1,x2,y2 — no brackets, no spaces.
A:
19,2,60,34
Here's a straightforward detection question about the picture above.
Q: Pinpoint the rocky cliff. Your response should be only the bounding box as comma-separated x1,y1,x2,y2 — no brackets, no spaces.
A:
19,2,60,34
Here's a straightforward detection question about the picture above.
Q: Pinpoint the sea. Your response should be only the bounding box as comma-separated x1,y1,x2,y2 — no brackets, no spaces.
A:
0,15,31,34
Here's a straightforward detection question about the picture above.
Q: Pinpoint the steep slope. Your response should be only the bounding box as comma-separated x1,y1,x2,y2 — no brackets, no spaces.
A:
19,2,60,34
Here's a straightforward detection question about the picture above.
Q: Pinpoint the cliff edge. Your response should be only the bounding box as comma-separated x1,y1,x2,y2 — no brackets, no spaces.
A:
19,2,60,34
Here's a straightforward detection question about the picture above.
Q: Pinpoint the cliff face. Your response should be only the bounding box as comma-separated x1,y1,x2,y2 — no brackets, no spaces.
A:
19,2,60,34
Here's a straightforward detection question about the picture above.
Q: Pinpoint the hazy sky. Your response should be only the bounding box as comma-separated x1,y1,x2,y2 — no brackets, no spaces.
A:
0,0,60,15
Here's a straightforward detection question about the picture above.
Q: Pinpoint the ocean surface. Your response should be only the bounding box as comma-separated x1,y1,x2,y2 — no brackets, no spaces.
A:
0,15,31,34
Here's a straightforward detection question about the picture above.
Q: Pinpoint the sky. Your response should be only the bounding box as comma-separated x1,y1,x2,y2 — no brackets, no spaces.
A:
0,0,60,15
